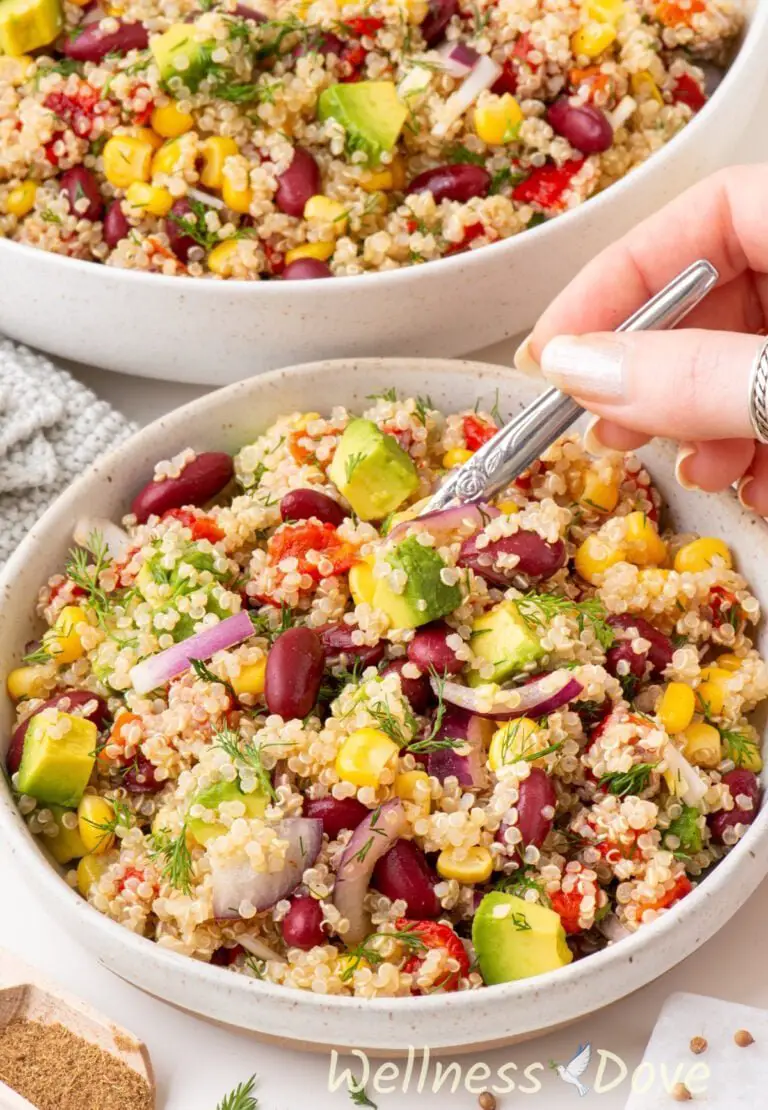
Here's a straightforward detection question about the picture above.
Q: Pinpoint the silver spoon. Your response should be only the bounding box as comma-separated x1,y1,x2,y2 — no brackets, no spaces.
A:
421,259,719,514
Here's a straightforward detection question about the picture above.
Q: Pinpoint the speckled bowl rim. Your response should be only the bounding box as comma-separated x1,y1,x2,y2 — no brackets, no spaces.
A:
1,357,767,1051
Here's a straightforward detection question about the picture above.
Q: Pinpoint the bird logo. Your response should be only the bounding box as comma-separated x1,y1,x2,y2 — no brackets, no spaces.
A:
549,1042,592,1097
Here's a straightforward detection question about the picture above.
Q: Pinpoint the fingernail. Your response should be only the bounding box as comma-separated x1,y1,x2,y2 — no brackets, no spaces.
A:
675,445,700,492
583,416,613,457
514,334,541,376
540,335,627,400
737,476,756,511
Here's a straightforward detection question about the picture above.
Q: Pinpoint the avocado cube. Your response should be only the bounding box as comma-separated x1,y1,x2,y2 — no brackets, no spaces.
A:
188,780,267,846
16,710,97,808
468,600,545,687
45,804,88,865
373,536,461,630
318,81,407,165
328,418,418,521
150,23,212,91
0,0,62,55
472,892,572,985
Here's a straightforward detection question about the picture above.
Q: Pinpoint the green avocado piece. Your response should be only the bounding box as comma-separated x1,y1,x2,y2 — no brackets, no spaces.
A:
373,535,461,630
45,804,88,865
0,0,62,56
150,23,212,91
16,710,97,808
468,600,545,687
328,418,418,521
188,781,268,846
664,804,703,855
138,544,232,642
472,892,572,985
317,81,407,165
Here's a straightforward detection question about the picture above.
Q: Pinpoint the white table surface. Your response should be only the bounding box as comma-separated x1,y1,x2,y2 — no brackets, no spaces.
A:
2,343,768,1110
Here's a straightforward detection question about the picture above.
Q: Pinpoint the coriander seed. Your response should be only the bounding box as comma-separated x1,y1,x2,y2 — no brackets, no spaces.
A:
689,1036,707,1055
671,1082,692,1102
735,1029,755,1047
478,1093,497,1110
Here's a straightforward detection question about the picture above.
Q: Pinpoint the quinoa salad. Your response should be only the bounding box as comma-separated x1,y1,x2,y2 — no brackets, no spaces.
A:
0,0,742,280
6,393,766,998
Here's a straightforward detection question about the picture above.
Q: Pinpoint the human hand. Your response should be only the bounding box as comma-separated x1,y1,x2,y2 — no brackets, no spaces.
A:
515,165,768,513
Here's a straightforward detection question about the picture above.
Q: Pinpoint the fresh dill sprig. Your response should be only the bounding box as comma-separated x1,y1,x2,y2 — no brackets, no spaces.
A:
64,530,113,620
248,604,295,641
445,143,485,166
148,822,194,895
190,658,237,700
344,451,367,483
319,657,366,702
367,700,416,747
517,592,614,651
22,642,53,665
167,195,220,251
719,726,760,769
216,1074,259,1110
245,956,266,978
340,926,427,982
213,726,277,801
403,668,448,753
349,1079,378,1108
366,387,398,403
599,762,658,798
494,867,550,905
414,395,434,426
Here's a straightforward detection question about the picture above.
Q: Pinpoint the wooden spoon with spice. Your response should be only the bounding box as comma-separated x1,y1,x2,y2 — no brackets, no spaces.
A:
0,949,155,1110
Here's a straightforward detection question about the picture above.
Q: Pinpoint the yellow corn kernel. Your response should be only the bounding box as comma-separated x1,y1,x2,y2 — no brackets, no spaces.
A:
623,511,668,567
77,853,109,897
103,136,153,189
78,795,116,855
221,166,253,214
5,180,36,217
151,136,187,177
572,20,617,58
304,194,348,234
496,499,520,515
489,717,541,770
125,181,173,217
657,682,695,735
47,809,88,865
716,653,743,672
337,953,370,977
696,666,732,718
285,241,335,265
360,166,394,192
335,727,399,787
6,664,52,701
575,533,627,585
394,770,431,815
390,155,407,190
437,845,494,884
349,559,376,606
128,126,163,151
200,136,238,189
0,55,34,85
474,92,523,145
674,537,733,575
151,100,194,139
682,721,722,769
631,70,664,104
580,469,620,514
43,605,88,664
232,658,267,697
585,0,625,21
442,448,474,469
207,239,241,276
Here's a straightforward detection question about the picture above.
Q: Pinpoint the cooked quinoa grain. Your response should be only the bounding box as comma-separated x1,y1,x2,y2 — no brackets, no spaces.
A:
0,0,742,279
7,394,766,998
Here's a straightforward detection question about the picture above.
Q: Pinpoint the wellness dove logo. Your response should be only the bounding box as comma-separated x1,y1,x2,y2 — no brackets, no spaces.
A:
549,1042,592,1097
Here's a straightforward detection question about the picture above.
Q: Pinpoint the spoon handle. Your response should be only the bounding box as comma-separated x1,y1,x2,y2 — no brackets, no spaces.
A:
423,259,719,512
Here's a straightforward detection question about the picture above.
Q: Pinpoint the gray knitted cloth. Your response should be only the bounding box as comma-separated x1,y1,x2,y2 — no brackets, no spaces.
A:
0,340,137,568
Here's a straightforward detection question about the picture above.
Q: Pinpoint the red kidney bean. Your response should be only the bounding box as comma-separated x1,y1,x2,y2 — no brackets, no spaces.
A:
131,451,234,524
280,488,345,527
265,627,325,719
407,623,463,676
282,258,333,279
607,615,673,675
63,18,149,62
281,895,326,949
420,0,458,45
407,164,491,204
303,796,369,839
709,770,762,844
605,641,646,683
293,30,343,57
275,147,320,217
60,166,103,222
211,943,244,966
496,768,556,859
372,840,440,918
319,623,385,668
165,198,199,262
122,753,163,794
8,690,110,775
459,531,566,587
381,660,434,714
233,2,267,20
103,199,129,248
547,98,613,154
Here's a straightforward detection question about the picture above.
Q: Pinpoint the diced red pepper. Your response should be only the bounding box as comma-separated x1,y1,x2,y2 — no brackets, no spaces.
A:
44,86,101,140
267,520,357,581
639,874,692,914
117,866,145,893
708,586,744,631
462,413,498,450
162,508,225,543
44,141,60,166
340,42,367,81
343,15,383,35
446,221,485,256
396,917,469,993
513,159,585,211
569,66,614,103
672,73,706,112
492,60,519,96
549,887,584,935
264,241,285,276
512,31,539,68
656,0,704,29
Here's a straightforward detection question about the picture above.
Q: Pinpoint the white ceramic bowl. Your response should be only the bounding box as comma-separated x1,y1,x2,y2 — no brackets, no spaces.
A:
1,2,766,387
2,358,767,1052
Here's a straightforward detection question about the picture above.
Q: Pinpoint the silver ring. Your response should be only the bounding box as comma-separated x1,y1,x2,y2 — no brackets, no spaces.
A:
749,338,768,444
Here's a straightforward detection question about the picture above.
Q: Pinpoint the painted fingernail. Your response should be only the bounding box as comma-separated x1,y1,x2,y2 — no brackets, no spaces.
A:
675,445,700,491
583,416,613,457
514,334,541,376
737,476,756,511
540,335,627,400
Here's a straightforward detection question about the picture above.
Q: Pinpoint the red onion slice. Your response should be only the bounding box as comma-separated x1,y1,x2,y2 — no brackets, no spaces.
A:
333,800,408,945
130,609,254,694
436,40,479,77
211,817,322,919
73,517,132,562
432,54,503,138
435,670,584,720
388,501,498,545
239,933,287,963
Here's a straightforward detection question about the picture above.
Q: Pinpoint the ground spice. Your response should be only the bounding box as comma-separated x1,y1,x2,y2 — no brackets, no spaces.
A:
0,1018,152,1110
